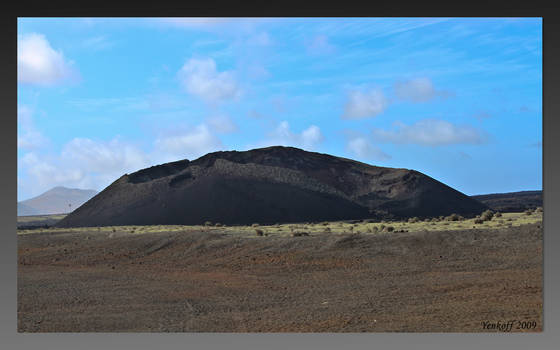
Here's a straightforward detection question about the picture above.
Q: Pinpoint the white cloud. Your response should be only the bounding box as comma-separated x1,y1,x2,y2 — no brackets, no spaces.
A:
18,126,227,196
247,64,271,80
178,58,242,103
21,152,84,189
346,137,391,161
82,35,114,51
153,124,223,161
301,125,323,148
394,78,452,103
254,121,324,150
61,138,150,175
207,114,238,134
372,119,487,146
18,33,77,86
343,89,388,119
17,106,48,150
19,137,151,196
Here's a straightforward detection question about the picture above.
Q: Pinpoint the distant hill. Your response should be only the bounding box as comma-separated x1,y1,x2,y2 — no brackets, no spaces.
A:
17,202,40,216
18,187,98,216
57,146,488,227
471,190,542,212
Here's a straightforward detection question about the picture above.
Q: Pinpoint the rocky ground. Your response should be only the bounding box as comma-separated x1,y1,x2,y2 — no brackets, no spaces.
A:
17,222,542,332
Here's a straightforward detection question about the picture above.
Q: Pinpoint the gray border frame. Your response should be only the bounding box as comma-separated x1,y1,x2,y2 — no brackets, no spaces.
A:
3,8,557,350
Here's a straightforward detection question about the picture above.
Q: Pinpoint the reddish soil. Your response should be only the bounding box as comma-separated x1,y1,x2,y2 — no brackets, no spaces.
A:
18,223,542,332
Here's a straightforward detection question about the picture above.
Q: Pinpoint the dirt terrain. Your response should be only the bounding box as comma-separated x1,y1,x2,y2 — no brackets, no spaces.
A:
18,216,542,332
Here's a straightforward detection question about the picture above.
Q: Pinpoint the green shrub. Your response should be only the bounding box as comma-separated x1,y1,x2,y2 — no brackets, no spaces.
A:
446,213,462,221
494,212,502,217
474,218,484,224
291,231,309,237
252,223,259,227
480,210,494,221
386,226,394,232
204,221,213,226
255,229,264,236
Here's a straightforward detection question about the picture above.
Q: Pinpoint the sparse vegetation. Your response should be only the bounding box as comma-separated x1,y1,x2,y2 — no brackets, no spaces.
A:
255,229,264,236
17,208,543,238
291,231,309,237
446,213,463,221
480,210,494,222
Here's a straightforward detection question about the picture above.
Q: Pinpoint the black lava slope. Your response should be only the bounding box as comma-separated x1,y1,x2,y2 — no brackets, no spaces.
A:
471,190,542,212
57,146,488,227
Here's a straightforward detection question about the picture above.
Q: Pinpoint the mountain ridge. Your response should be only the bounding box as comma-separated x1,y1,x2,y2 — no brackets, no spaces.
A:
18,187,98,216
57,146,488,227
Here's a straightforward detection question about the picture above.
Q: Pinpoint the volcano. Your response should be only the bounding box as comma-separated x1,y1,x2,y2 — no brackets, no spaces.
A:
56,146,488,227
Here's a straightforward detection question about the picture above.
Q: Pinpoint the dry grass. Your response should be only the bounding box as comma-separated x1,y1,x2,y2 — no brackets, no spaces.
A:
17,211,543,239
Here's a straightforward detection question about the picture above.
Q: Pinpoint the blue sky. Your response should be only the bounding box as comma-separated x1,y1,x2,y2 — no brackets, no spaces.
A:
17,17,542,201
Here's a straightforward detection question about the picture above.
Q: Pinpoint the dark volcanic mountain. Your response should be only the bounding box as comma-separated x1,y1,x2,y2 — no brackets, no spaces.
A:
471,190,542,212
57,146,488,227
18,187,98,216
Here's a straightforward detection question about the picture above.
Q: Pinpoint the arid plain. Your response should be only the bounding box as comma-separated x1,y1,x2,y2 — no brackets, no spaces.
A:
18,211,542,332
